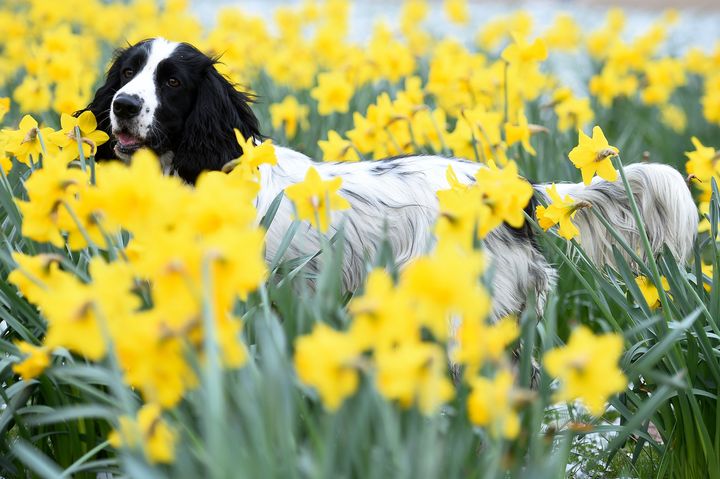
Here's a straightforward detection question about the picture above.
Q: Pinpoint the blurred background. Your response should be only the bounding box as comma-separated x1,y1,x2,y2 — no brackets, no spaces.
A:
191,0,720,50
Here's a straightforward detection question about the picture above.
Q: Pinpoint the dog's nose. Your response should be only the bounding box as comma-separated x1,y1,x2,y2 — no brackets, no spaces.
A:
113,94,143,119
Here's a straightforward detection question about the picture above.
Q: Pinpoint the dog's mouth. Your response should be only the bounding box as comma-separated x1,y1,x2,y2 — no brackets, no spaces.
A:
113,131,144,158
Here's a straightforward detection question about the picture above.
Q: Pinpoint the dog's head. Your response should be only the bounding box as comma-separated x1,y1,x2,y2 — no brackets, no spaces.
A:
80,38,260,183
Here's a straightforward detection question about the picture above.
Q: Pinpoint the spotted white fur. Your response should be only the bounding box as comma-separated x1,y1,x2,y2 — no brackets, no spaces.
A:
111,38,178,141
256,148,697,318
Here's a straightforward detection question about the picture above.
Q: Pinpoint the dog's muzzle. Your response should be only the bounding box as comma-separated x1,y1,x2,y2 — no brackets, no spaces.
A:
112,94,145,158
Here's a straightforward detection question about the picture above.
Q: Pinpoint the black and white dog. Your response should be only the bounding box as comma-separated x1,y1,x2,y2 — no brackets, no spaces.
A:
82,38,698,318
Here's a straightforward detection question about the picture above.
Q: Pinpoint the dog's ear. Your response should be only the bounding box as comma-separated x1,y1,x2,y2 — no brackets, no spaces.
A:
74,49,125,160
173,66,261,184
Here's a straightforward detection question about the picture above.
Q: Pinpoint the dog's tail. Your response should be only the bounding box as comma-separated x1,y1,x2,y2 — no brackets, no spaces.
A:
536,163,698,267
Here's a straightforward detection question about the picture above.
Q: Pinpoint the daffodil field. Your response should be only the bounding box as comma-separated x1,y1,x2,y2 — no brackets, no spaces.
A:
1,0,720,477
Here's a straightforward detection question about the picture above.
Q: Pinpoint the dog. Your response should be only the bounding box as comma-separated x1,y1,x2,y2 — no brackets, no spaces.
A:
80,38,698,319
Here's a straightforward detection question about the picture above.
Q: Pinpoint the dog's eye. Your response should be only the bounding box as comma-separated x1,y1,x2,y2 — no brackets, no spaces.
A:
167,78,180,88
122,68,134,79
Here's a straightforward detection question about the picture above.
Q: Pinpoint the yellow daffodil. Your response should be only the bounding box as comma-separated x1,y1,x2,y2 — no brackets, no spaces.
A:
701,263,714,292
400,0,429,33
505,109,537,156
410,108,447,152
660,104,687,133
544,326,627,416
435,166,488,249
555,96,594,133
232,129,278,170
535,184,584,241
294,323,361,411
349,269,420,351
269,95,309,139
453,316,519,377
467,369,521,439
685,136,717,183
589,66,639,108
12,341,51,380
48,111,110,163
443,0,469,25
12,76,51,113
375,341,454,415
641,58,686,106
474,161,535,235
16,157,91,247
0,130,12,172
109,404,177,464
568,126,619,185
543,14,582,51
635,275,670,309
318,130,360,162
703,74,720,126
370,35,416,83
399,243,489,340
284,166,350,232
310,71,354,115
0,97,9,123
4,114,59,165
501,34,548,67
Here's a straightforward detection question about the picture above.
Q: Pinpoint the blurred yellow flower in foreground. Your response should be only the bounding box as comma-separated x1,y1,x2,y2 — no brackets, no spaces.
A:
375,341,454,415
544,326,627,416
294,323,361,411
400,244,488,340
109,404,177,464
474,161,534,236
436,166,487,249
467,369,521,439
453,316,519,377
12,341,51,380
15,155,91,247
349,269,420,351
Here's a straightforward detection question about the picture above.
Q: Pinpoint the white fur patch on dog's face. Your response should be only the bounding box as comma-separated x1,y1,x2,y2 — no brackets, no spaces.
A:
110,38,178,141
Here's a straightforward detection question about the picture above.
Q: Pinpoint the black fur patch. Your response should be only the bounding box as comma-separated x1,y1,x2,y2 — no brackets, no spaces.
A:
77,39,261,184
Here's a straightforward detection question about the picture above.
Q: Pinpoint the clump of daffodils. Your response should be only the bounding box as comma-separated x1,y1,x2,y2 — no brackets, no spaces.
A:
7,113,269,461
9,0,715,464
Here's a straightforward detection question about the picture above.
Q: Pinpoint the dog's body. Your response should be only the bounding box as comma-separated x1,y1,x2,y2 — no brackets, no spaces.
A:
258,147,696,317
82,38,698,318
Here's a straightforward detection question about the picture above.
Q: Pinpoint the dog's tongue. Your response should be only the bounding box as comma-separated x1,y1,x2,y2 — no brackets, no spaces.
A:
116,132,141,147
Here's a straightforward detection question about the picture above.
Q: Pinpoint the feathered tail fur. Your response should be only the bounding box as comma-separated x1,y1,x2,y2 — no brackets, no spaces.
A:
537,163,697,268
